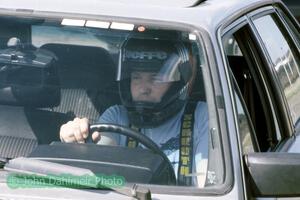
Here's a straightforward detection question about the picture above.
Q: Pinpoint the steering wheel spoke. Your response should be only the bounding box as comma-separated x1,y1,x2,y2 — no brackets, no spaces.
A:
89,123,176,184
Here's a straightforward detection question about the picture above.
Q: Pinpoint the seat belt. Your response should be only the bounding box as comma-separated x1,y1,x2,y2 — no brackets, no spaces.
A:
177,101,196,186
126,125,140,148
126,101,196,186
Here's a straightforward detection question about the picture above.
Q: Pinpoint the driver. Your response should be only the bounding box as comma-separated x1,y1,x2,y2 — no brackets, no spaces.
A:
59,37,209,186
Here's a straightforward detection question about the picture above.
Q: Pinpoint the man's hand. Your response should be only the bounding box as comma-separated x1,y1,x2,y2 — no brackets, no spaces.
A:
59,117,100,143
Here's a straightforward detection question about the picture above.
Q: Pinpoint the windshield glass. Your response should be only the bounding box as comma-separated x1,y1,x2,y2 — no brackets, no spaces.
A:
0,16,223,189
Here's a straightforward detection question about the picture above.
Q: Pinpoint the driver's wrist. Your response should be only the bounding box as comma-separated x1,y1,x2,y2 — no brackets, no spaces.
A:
59,135,66,143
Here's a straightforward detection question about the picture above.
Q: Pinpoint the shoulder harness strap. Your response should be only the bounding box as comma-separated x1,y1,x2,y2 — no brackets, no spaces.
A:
126,102,197,186
126,125,140,148
177,101,197,186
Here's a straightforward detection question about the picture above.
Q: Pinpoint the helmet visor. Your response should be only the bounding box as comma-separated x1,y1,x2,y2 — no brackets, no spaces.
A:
117,52,182,83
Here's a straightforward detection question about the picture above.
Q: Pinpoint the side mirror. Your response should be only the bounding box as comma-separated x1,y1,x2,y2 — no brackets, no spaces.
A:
245,152,300,197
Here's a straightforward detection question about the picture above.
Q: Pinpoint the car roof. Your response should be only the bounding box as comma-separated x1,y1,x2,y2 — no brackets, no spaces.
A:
0,0,278,31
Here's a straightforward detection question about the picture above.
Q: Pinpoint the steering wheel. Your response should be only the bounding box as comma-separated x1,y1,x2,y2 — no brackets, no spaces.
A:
88,123,176,184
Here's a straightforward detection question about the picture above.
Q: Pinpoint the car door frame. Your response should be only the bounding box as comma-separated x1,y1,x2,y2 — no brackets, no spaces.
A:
246,5,300,151
219,3,300,199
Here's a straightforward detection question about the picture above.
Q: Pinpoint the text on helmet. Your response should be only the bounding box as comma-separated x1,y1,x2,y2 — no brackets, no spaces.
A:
125,51,168,60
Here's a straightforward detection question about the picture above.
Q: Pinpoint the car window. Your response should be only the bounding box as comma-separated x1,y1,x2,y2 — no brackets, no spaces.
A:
223,24,281,152
224,36,257,154
233,82,256,154
0,15,225,189
252,13,300,128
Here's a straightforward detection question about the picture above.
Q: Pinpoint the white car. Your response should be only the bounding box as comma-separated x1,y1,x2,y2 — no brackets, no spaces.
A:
0,0,299,199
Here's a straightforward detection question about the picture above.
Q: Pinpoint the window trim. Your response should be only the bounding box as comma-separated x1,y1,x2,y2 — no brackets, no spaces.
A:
248,9,296,138
224,21,283,151
275,6,300,53
219,16,252,200
230,69,260,153
271,10,300,127
236,27,282,150
221,18,261,154
275,6,300,137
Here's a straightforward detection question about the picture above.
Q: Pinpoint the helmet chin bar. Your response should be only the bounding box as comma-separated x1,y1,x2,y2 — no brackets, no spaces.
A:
127,98,187,128
123,81,190,128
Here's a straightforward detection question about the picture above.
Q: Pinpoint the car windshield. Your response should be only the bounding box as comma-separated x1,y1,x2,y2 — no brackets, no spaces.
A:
0,16,223,189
